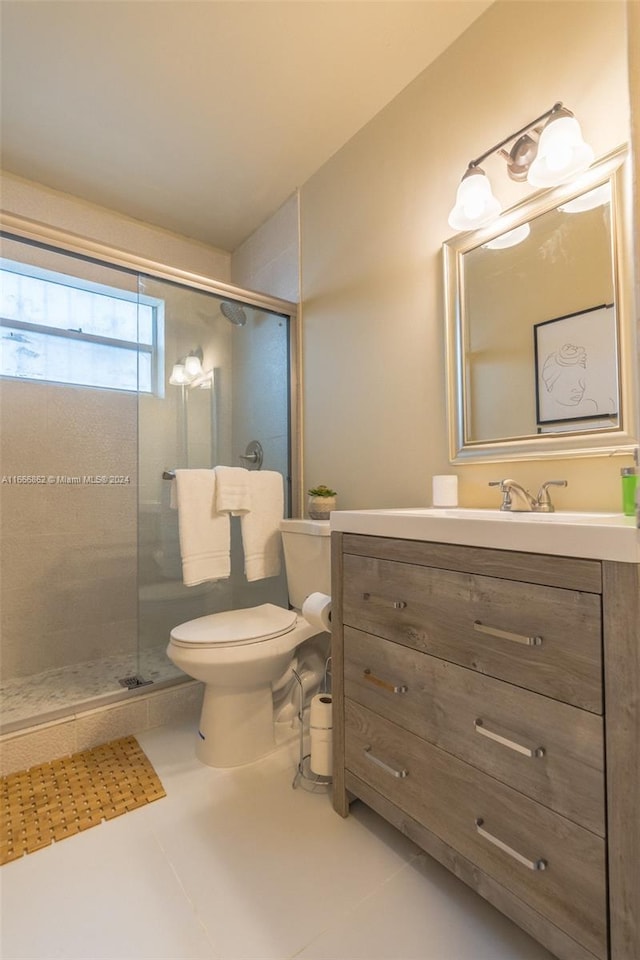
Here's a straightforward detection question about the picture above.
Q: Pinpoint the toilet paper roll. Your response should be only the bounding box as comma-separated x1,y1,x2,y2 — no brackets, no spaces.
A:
302,592,332,632
309,693,333,776
432,474,458,508
310,724,333,776
310,693,333,730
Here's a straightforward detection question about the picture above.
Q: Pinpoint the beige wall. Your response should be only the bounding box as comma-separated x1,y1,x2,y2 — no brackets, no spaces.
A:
300,0,635,512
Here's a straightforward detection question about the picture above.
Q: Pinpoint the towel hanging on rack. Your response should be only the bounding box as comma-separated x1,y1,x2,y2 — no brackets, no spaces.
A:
214,466,252,516
240,471,284,581
173,470,230,585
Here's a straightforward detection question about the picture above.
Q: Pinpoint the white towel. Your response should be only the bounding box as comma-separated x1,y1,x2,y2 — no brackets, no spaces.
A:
240,471,284,582
214,466,252,516
174,469,230,586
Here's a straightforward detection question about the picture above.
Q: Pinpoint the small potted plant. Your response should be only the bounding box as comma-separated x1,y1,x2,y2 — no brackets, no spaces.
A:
307,484,337,520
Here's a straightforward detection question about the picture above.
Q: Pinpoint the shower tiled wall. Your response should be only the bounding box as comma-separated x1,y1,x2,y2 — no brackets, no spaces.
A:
0,378,138,680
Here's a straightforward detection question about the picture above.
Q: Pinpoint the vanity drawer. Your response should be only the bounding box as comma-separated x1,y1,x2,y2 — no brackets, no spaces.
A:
345,699,607,960
343,553,602,712
344,627,605,836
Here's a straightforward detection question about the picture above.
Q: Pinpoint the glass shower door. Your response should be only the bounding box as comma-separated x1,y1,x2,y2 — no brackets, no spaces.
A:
136,275,291,686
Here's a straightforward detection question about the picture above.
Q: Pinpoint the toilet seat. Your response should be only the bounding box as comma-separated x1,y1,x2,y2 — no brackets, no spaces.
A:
169,603,297,649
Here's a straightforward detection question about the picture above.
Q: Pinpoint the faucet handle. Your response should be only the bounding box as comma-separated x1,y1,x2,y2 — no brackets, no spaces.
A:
488,480,511,511
536,479,568,513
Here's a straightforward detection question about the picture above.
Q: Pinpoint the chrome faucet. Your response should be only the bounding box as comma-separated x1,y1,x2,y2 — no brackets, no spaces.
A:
489,479,537,512
489,479,568,512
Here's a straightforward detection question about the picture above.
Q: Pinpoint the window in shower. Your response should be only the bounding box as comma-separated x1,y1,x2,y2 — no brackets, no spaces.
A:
0,259,164,393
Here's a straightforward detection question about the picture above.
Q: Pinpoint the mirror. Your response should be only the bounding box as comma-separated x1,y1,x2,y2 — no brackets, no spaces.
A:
444,145,637,462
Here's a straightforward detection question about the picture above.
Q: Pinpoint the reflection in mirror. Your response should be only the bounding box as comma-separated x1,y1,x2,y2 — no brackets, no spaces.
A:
464,187,614,441
444,146,636,463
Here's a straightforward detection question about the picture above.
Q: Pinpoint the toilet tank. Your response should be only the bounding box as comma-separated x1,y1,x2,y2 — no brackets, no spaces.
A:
279,519,331,610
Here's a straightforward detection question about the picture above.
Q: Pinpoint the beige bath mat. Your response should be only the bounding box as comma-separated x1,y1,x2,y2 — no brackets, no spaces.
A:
0,735,165,865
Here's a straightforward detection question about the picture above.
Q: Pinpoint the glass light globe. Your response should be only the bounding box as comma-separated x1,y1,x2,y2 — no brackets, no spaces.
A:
484,223,531,250
527,114,594,187
559,182,611,214
184,354,203,379
448,168,502,231
169,363,188,386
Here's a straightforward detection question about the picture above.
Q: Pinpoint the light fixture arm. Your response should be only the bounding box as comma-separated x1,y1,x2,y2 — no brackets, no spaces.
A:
467,102,564,170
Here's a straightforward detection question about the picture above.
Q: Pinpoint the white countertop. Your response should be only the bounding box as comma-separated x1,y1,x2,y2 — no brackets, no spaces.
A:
330,507,640,563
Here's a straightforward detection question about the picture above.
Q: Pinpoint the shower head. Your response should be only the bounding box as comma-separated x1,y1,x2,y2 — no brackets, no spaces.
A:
220,301,247,327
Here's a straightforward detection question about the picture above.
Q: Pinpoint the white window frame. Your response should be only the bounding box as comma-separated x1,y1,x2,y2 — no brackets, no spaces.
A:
0,258,165,396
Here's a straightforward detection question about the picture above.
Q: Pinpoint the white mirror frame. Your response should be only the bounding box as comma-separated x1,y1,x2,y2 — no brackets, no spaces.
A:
443,145,637,463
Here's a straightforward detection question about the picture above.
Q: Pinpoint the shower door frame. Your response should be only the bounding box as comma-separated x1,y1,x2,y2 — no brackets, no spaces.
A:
0,212,303,515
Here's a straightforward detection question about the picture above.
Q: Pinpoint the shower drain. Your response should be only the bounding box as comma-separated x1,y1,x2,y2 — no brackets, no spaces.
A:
118,675,153,690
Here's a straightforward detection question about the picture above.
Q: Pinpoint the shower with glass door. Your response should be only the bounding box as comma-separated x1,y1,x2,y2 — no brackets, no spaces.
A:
0,227,297,733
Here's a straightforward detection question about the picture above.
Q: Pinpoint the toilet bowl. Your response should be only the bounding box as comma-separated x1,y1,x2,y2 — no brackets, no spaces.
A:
167,518,331,767
168,603,320,766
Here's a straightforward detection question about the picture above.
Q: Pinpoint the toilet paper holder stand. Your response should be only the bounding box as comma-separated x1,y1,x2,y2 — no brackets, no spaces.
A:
292,656,332,791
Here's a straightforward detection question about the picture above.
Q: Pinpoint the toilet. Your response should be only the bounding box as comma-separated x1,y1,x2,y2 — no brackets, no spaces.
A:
166,518,331,767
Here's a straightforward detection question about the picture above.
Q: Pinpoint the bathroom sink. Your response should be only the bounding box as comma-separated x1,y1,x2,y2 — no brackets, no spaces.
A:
377,508,617,522
330,507,640,562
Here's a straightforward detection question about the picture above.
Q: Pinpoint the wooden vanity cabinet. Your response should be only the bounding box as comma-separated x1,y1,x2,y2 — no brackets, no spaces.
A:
331,532,640,960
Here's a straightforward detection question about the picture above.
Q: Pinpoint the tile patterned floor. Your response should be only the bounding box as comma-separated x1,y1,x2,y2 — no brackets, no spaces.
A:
0,720,555,960
0,647,183,731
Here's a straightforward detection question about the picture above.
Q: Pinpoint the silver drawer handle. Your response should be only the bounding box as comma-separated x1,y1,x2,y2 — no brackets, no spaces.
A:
474,719,545,758
473,620,543,647
363,746,409,779
475,818,547,871
363,668,408,695
363,593,407,610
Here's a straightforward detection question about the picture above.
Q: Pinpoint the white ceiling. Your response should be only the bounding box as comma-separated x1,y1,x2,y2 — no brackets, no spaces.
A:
0,1,492,251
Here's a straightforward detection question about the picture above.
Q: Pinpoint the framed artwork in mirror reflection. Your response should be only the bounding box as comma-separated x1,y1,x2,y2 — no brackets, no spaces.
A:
534,304,618,429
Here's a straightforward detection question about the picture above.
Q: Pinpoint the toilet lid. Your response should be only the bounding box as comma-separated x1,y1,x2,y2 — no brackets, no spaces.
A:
169,603,297,648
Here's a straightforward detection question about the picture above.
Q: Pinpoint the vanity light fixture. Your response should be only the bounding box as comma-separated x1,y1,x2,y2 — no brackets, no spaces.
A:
448,102,594,231
169,347,213,388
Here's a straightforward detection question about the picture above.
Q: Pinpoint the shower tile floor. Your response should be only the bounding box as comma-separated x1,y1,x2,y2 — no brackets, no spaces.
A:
0,646,183,732
0,719,555,960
